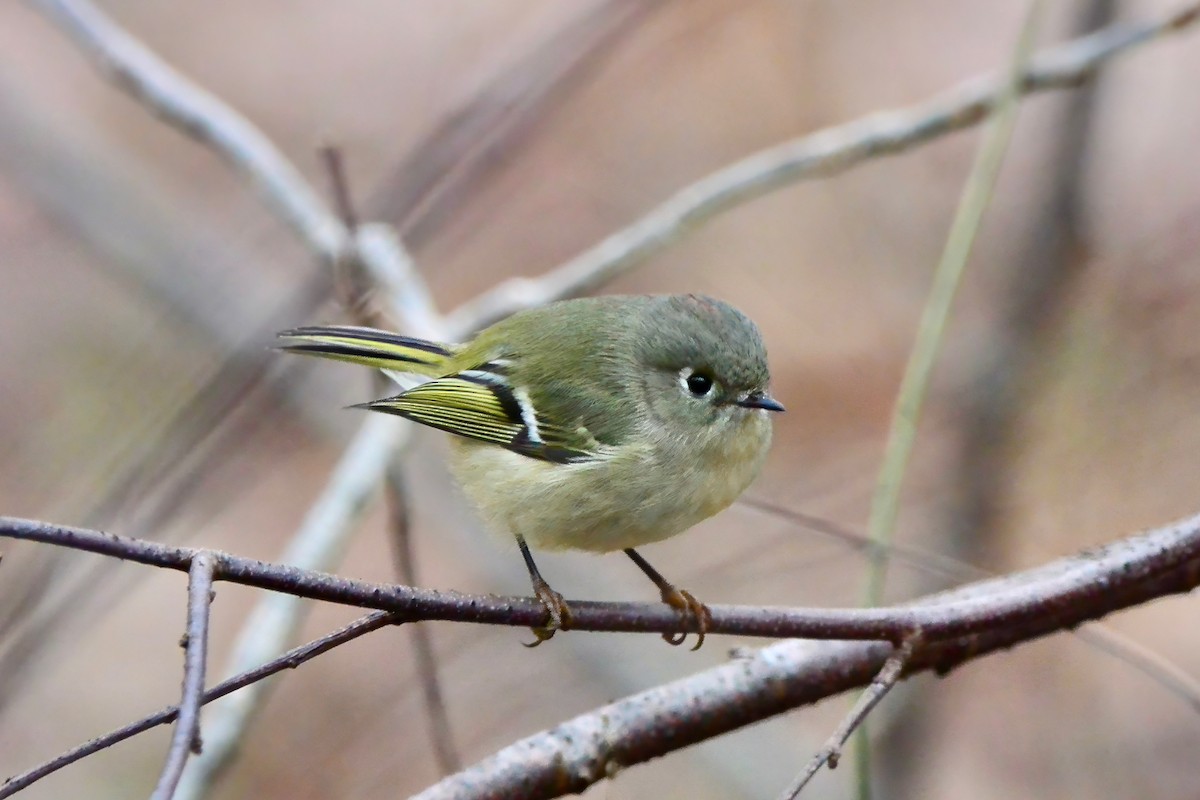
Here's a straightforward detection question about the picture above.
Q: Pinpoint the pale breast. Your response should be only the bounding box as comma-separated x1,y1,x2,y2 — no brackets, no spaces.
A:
447,412,772,553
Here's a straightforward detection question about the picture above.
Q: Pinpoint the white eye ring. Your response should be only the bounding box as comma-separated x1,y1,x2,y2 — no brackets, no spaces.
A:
678,367,714,397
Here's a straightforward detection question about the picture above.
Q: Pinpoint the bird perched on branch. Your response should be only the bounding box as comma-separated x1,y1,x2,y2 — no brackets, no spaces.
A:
278,293,782,648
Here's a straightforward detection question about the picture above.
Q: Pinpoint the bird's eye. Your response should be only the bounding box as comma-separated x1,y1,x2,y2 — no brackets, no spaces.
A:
685,372,714,397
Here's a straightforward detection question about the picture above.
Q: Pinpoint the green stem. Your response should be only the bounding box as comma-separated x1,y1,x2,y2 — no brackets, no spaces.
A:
853,3,1045,797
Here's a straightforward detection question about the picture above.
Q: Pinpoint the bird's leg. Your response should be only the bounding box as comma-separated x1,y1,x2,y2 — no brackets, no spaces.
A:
517,534,573,647
624,548,712,650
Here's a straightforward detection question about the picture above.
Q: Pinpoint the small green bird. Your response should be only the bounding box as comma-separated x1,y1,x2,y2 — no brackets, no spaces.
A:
278,293,782,648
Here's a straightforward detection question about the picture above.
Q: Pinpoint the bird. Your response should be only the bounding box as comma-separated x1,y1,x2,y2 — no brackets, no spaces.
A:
277,293,783,648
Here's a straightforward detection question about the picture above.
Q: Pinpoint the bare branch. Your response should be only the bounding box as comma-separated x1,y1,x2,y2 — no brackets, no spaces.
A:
2,510,1198,644
27,0,342,257
175,415,410,798
0,612,397,799
373,0,657,246
385,460,462,775
412,518,1200,800
19,4,1200,797
778,634,920,799
445,1,1200,334
24,5,450,795
743,497,1200,714
151,553,216,800
5,511,1198,798
26,0,439,335
319,145,360,233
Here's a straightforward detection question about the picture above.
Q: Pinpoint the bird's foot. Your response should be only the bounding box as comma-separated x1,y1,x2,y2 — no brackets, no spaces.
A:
660,586,713,651
524,579,574,648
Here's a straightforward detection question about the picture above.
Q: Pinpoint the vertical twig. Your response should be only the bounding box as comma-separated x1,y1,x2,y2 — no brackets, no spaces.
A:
0,611,399,799
319,145,360,232
878,0,1118,795
151,552,216,800
855,3,1045,796
176,415,410,800
324,150,460,774
385,461,463,775
319,144,392,330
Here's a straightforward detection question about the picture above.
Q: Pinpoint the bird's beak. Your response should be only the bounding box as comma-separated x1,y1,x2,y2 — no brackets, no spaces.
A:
736,391,785,412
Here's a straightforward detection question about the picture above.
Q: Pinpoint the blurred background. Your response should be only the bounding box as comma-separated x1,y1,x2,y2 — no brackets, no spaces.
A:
1,1,1199,798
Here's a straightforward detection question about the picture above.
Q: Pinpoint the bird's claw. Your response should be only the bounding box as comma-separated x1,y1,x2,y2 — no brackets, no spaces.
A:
523,580,573,648
660,586,712,650
523,625,557,648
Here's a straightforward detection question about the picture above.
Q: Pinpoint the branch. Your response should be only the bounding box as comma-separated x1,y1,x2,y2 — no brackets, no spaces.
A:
742,496,1200,714
20,3,1200,797
2,511,1198,643
174,414,410,798
25,3,451,795
413,526,1200,800
26,0,441,336
150,553,216,800
6,510,1198,798
27,0,341,257
445,1,1200,333
0,612,398,798
385,460,461,775
852,4,1043,790
779,634,919,799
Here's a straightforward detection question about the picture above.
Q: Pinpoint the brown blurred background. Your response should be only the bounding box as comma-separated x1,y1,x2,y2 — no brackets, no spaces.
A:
1,1,1199,798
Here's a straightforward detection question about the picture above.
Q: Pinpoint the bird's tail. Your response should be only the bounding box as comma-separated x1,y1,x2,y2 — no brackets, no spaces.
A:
276,325,455,376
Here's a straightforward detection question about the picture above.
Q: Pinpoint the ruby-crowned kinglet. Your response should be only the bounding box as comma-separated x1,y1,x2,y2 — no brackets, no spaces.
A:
278,293,782,648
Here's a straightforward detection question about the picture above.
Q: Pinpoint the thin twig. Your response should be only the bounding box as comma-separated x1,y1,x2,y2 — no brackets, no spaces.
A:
150,553,217,800
6,509,1200,800
862,0,1041,603
445,0,1200,334
411,532,1195,800
26,0,342,256
742,496,1200,714
319,144,360,232
174,415,410,799
0,612,398,799
26,0,438,335
853,6,1044,794
326,145,462,775
879,2,1115,796
779,634,921,799
2,511,1199,643
24,5,442,795
319,144,394,331
374,0,657,246
385,460,462,775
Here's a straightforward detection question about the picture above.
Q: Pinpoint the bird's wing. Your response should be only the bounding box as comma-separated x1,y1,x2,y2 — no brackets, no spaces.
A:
361,371,600,464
